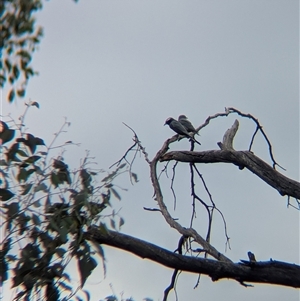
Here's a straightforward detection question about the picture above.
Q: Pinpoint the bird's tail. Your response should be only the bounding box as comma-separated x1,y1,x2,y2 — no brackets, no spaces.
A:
192,138,201,145
188,134,201,145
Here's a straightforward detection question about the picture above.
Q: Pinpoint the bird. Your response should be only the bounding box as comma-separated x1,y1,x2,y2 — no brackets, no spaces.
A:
178,115,199,135
247,251,257,262
164,117,201,145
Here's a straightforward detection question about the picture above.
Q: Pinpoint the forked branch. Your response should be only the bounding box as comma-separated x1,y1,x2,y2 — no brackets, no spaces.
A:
150,138,232,263
160,120,300,200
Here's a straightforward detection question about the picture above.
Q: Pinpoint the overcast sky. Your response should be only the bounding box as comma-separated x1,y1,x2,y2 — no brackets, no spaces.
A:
2,0,299,300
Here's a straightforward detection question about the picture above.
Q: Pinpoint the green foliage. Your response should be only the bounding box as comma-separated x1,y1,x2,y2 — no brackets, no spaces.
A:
1,0,44,102
75,241,98,287
1,1,143,299
0,188,15,201
1,0,81,103
1,106,129,301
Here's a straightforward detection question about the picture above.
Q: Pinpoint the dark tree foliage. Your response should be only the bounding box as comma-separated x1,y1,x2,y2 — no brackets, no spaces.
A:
1,105,300,301
1,0,43,102
1,2,299,301
0,0,78,103
0,104,130,301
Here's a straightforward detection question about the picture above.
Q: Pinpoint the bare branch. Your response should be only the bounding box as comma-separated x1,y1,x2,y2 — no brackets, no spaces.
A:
163,270,178,301
110,122,151,169
86,227,300,288
194,107,284,170
160,149,300,200
195,109,230,133
171,162,178,210
218,119,239,150
163,236,186,301
143,207,161,212
150,139,232,263
226,107,285,170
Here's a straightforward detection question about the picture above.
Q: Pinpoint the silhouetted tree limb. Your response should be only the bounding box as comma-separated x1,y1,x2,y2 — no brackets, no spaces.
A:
85,227,300,288
160,119,300,200
149,137,232,263
160,149,300,199
195,108,283,169
106,115,299,298
3,106,298,301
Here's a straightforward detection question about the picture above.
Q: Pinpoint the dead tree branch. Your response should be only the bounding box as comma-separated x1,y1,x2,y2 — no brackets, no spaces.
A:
195,107,283,170
160,149,300,199
219,119,239,150
150,138,232,263
226,107,284,169
85,227,300,288
161,119,300,200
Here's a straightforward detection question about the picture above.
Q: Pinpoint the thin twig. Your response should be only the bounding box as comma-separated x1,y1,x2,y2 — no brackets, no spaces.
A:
171,161,178,210
226,107,285,170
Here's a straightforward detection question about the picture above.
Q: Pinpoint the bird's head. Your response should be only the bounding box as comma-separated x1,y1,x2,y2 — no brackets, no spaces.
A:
178,114,188,120
164,117,174,125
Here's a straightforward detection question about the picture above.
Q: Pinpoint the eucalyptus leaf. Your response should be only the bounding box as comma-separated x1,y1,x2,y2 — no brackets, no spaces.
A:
0,188,14,201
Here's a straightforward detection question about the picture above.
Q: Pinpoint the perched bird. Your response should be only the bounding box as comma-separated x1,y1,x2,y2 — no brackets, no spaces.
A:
178,115,199,135
164,117,201,145
247,251,257,263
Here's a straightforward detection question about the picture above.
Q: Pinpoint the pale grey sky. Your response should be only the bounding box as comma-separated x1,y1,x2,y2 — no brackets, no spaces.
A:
2,0,299,300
